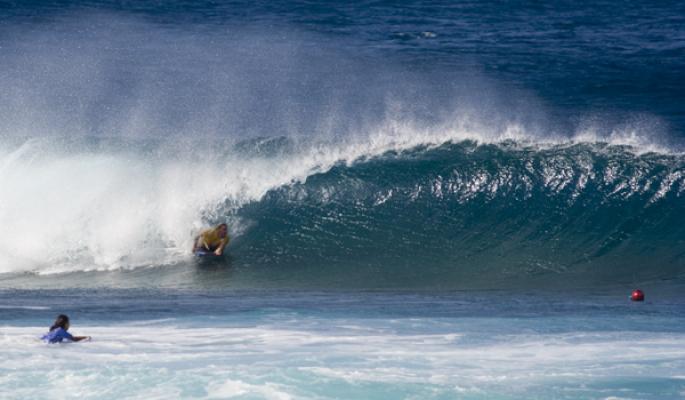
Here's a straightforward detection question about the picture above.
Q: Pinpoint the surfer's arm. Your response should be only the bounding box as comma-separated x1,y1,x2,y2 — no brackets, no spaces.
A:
214,236,229,256
193,235,209,252
71,335,91,342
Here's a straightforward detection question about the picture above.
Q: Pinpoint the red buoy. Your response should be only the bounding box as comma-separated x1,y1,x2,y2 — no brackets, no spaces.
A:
631,289,645,302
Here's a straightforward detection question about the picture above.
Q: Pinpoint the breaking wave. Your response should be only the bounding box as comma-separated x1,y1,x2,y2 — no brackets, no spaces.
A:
1,134,683,288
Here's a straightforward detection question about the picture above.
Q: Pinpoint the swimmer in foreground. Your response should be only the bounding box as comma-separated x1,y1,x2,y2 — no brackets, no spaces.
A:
193,223,230,256
41,314,90,343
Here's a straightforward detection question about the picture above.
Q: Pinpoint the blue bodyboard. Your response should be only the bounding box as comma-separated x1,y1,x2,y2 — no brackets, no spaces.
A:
194,250,218,257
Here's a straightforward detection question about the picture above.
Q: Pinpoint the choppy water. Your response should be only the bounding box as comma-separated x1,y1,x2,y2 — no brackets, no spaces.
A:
2,289,685,400
1,1,684,398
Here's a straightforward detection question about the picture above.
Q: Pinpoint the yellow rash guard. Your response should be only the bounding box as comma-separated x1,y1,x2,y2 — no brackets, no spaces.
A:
198,228,229,250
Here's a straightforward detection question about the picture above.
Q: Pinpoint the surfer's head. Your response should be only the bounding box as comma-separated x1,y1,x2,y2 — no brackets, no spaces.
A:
50,314,70,331
216,223,228,238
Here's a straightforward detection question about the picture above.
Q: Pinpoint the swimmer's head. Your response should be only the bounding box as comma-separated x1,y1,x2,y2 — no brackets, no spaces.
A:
50,314,70,331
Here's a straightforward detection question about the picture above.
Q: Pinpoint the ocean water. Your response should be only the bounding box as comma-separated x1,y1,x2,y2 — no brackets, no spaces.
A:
3,289,685,399
1,1,684,399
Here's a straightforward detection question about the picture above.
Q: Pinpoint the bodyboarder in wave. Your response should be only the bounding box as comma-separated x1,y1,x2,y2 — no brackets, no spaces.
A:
193,223,230,256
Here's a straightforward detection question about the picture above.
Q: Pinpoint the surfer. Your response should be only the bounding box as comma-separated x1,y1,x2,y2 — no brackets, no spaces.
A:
193,223,230,256
41,314,90,343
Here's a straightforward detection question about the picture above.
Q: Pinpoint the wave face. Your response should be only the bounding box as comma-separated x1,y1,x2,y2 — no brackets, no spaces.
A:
3,135,683,289
232,141,685,288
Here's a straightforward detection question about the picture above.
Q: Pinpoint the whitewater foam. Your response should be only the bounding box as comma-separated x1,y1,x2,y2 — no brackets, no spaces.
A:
2,317,684,400
1,128,683,278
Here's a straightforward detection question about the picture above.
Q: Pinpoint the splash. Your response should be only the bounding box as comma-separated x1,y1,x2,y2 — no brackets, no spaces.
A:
0,13,681,283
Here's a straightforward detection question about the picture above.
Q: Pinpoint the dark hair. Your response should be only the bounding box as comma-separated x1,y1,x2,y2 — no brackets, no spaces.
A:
50,314,70,331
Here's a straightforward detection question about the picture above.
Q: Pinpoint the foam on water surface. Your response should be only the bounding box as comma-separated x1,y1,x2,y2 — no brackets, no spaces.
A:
2,316,685,399
2,290,685,399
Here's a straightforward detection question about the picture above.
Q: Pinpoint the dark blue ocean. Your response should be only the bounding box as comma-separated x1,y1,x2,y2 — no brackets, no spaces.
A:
1,1,684,399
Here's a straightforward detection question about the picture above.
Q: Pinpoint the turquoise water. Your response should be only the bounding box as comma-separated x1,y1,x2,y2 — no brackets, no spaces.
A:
1,1,684,398
2,289,685,399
